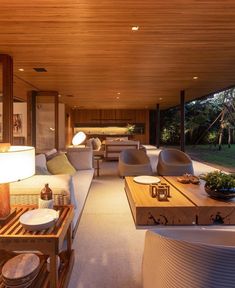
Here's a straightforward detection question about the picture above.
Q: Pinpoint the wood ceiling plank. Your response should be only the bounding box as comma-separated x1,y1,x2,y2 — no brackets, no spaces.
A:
1,0,235,108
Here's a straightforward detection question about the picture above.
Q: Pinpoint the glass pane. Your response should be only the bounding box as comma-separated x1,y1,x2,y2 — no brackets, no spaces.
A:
36,96,55,152
0,63,2,142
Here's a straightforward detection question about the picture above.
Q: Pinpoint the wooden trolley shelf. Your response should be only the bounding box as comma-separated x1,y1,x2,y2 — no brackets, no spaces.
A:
0,205,74,288
0,250,74,288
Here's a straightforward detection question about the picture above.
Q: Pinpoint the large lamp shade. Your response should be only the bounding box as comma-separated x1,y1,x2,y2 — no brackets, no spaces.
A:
0,145,35,219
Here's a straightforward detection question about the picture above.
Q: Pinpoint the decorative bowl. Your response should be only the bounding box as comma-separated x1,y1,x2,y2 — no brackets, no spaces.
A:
19,208,59,231
205,185,235,200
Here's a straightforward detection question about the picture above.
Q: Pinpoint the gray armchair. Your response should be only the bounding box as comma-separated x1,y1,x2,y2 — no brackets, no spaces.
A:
118,149,153,177
157,148,194,176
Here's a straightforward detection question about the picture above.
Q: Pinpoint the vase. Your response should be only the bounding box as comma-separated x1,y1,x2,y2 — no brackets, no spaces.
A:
205,185,235,200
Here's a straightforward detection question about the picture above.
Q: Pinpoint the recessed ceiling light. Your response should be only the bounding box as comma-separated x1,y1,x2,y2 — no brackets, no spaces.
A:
58,94,61,97
117,92,121,95
132,26,139,31
193,76,198,80
116,96,120,100
159,98,163,100
18,68,24,72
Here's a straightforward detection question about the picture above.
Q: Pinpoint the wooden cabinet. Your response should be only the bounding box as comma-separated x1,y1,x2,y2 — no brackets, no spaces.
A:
115,109,135,122
73,109,100,123
72,109,150,144
100,109,116,123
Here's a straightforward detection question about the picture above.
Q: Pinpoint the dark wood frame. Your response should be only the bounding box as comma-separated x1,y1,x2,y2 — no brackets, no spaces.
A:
180,90,185,152
27,90,59,150
0,54,13,143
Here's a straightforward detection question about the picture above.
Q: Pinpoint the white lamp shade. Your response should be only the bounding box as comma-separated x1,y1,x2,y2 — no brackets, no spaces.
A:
0,146,35,184
72,132,86,146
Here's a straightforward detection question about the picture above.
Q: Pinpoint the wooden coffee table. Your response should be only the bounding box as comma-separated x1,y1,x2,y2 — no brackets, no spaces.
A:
125,177,196,226
164,176,235,225
0,205,74,288
125,176,235,226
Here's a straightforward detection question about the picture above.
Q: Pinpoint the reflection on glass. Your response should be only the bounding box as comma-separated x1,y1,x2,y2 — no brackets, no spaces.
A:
36,96,55,151
0,63,2,142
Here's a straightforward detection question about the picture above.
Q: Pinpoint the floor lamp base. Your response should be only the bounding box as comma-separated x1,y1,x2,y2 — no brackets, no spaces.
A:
0,183,16,225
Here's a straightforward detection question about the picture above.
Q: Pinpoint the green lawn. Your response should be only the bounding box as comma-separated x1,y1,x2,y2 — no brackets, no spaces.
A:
185,144,235,172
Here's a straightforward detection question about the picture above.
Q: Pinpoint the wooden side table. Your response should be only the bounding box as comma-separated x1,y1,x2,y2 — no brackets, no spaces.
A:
94,155,102,177
0,205,74,288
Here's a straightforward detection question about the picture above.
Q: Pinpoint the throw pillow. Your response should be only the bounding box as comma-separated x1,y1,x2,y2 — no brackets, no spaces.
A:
35,154,47,170
35,166,51,175
93,137,102,150
86,138,94,149
46,151,62,161
45,148,57,157
47,154,76,175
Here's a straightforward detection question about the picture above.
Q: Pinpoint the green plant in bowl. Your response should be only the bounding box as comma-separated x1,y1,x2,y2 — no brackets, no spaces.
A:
202,171,235,199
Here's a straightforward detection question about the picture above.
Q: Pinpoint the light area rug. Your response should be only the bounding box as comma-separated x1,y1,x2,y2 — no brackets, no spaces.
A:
68,161,146,288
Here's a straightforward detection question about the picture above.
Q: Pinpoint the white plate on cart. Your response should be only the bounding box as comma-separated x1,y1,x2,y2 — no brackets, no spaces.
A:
19,208,59,231
133,176,161,185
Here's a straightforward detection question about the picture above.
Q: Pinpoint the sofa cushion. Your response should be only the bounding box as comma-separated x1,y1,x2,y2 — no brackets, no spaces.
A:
66,147,93,170
47,154,76,175
10,174,76,208
72,169,94,229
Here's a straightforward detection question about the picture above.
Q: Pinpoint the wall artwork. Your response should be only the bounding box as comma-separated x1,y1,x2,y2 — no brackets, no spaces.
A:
13,114,23,136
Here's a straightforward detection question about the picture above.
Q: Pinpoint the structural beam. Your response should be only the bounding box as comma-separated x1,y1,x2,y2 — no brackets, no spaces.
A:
0,54,13,144
155,103,160,148
180,90,185,152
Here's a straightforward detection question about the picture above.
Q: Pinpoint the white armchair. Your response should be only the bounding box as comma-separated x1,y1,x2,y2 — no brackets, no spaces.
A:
142,228,235,288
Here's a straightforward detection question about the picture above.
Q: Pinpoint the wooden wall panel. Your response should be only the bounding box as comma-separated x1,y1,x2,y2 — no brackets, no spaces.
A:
72,109,150,144
73,109,100,123
100,110,116,123
115,110,135,122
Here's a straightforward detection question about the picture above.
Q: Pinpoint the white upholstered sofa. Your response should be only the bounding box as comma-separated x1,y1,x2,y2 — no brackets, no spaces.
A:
10,147,94,237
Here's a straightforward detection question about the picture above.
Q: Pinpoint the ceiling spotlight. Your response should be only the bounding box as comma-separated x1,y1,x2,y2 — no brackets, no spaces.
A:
193,76,198,80
117,92,121,95
58,94,61,98
18,68,24,72
159,98,163,100
132,26,139,31
116,96,120,100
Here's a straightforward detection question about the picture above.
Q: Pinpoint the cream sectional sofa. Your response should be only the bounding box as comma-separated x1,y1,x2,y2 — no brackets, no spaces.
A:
10,147,94,237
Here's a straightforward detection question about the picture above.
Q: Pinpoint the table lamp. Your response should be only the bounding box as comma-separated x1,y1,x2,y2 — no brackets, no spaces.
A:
0,144,35,219
72,131,86,146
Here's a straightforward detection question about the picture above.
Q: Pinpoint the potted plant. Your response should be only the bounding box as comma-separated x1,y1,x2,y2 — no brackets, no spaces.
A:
202,171,235,199
126,123,135,134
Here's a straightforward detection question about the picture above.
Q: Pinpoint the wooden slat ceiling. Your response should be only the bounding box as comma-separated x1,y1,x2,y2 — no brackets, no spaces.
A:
0,0,235,109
